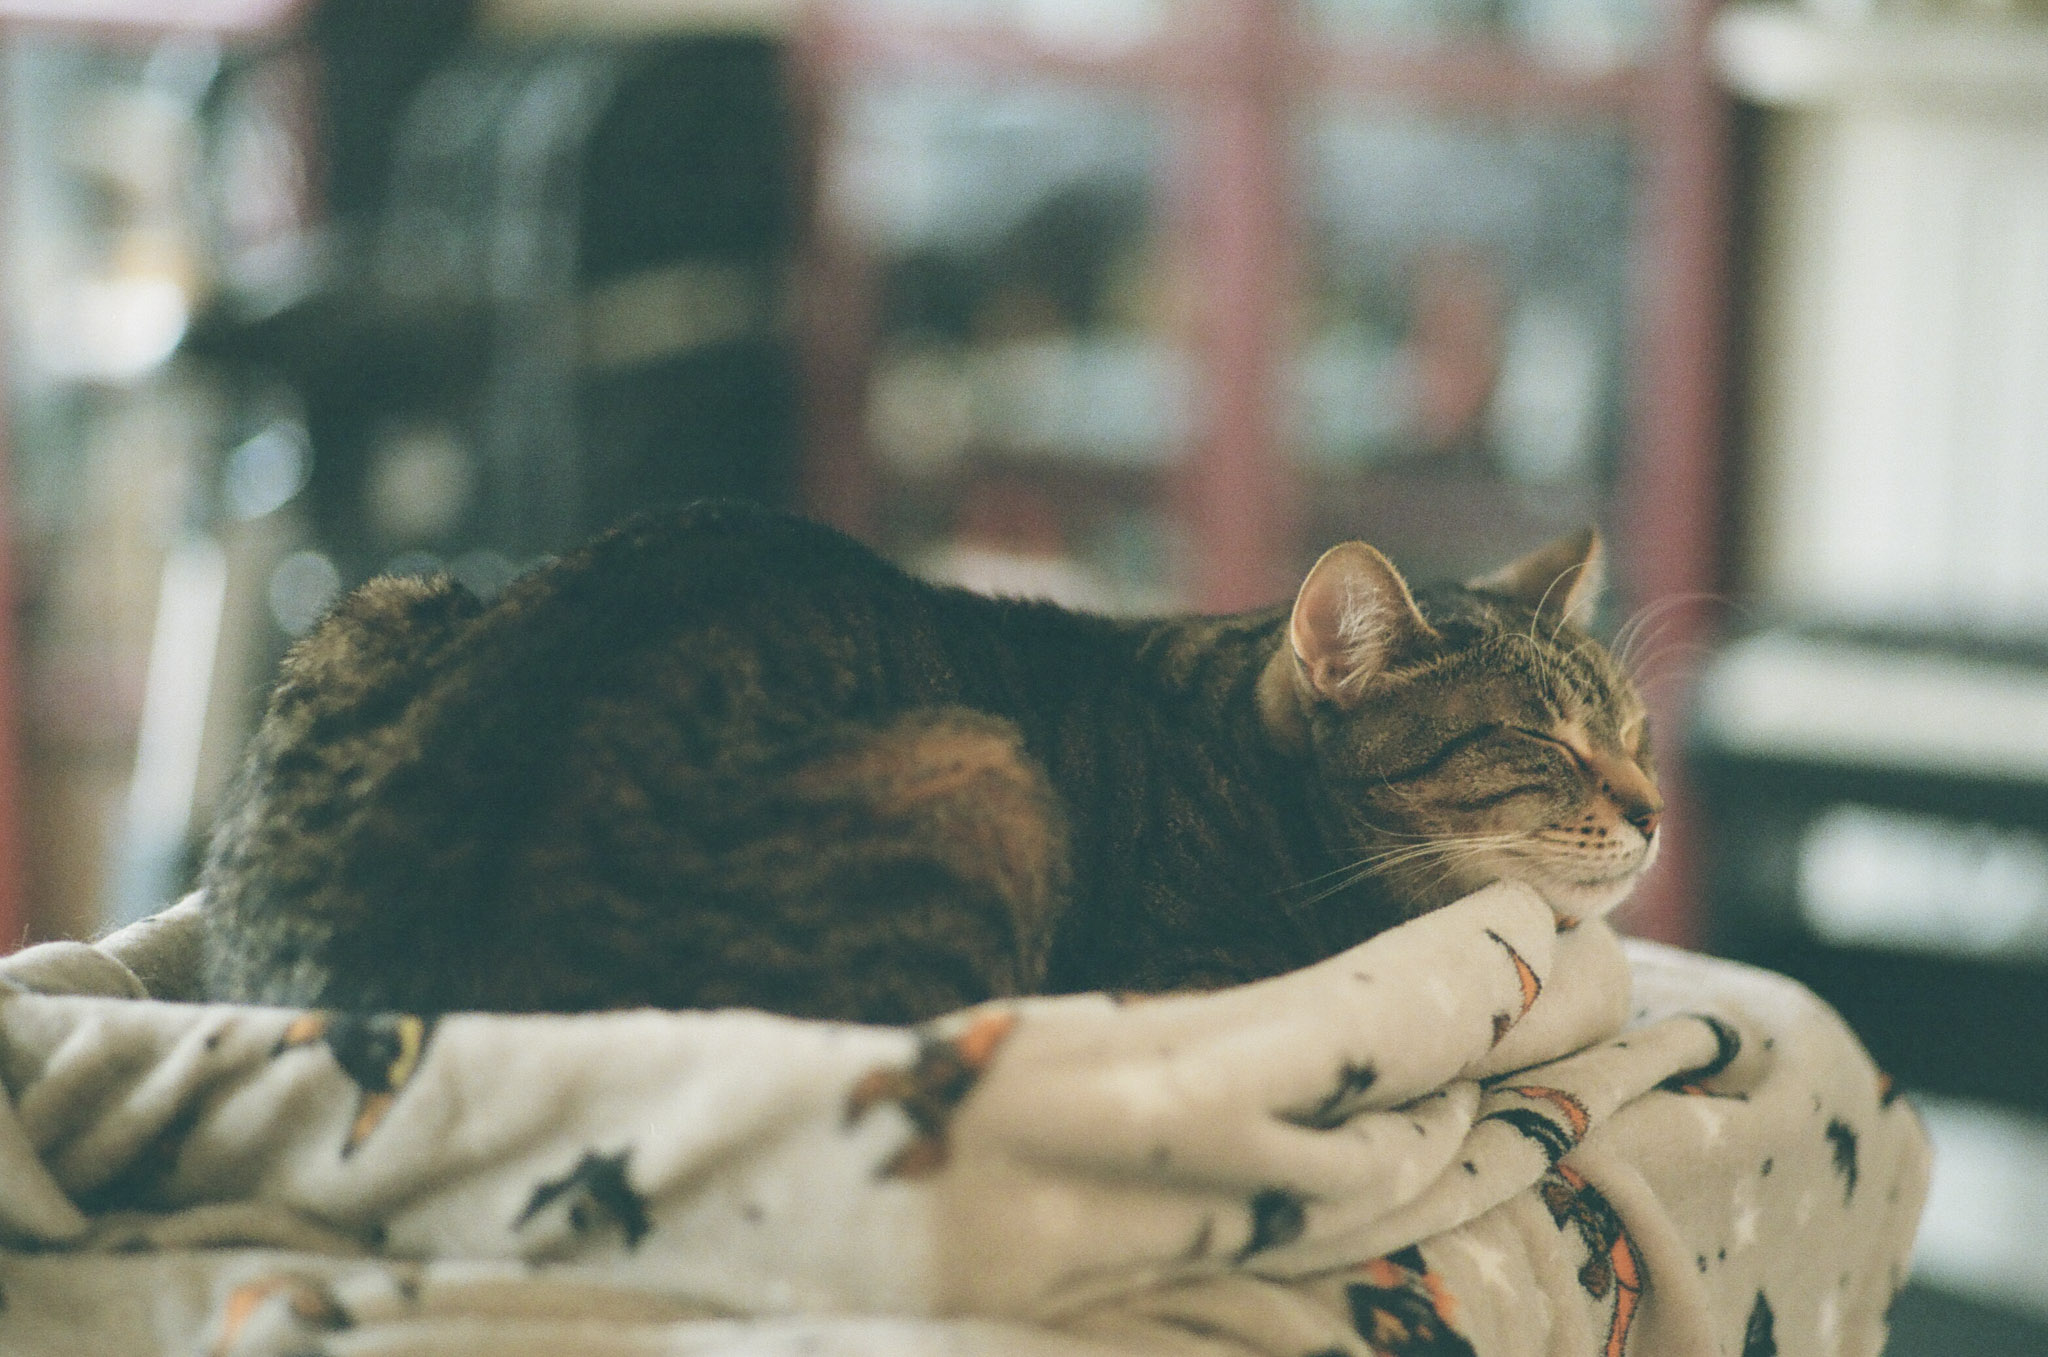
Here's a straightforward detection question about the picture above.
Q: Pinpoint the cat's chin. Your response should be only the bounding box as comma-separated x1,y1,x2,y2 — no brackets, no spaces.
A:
1499,839,1654,925
1523,873,1639,923
1510,837,1658,923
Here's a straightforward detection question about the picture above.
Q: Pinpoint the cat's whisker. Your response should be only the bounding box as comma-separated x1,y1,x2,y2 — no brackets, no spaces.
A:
1419,853,1483,898
1344,814,1454,843
1547,575,1602,648
1624,623,1720,665
1525,563,1584,646
1279,855,1390,894
1292,864,1384,908
1297,846,1474,907
1617,615,1692,678
1632,642,1717,680
1277,826,1454,895
1369,784,1435,810
1612,590,1708,641
1516,622,1576,690
1347,844,1454,875
1612,592,1726,675
1286,843,1449,906
1613,612,1675,676
1507,631,1570,704
1406,839,1528,903
1350,833,1524,874
1282,829,1531,906
1609,602,1673,668
1628,643,1720,697
1284,845,1440,898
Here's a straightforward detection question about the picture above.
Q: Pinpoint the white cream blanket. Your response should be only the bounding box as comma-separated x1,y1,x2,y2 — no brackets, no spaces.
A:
0,882,1925,1356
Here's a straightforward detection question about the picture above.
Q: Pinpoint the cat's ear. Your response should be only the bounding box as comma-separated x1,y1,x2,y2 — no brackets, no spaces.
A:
1288,542,1439,708
1467,527,1604,629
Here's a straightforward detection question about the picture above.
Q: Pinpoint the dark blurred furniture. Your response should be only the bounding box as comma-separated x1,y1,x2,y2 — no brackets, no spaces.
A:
191,9,803,582
1886,1280,2048,1357
0,0,313,949
1694,632,2048,1354
52,4,808,921
1693,630,2048,1114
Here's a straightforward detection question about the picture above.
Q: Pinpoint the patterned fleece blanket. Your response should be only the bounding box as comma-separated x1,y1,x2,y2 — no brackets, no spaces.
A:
0,881,1925,1357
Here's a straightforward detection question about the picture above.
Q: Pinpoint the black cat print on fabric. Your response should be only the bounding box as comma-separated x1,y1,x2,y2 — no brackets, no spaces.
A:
1237,1188,1309,1263
1346,1245,1478,1357
845,1010,1018,1178
514,1148,651,1251
272,1011,433,1157
1826,1119,1860,1203
1537,1164,1643,1357
1741,1290,1777,1357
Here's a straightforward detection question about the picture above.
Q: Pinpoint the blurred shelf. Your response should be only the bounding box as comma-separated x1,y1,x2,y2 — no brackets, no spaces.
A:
1908,1097,2048,1330
1714,2,2048,108
1695,746,2048,833
1693,638,2048,975
1696,632,2048,784
1693,636,2048,1124
0,0,305,35
1727,939,2048,1112
809,5,1657,120
483,0,799,39
1310,33,1653,120
801,8,1189,86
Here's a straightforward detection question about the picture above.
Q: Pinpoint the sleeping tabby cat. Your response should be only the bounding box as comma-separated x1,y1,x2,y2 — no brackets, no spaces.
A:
200,501,1659,1023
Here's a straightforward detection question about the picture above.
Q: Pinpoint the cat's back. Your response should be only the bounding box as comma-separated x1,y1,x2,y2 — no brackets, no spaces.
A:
198,502,1036,1010
496,499,916,639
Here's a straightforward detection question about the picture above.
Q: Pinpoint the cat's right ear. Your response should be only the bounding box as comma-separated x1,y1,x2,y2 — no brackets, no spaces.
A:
1286,543,1439,709
1466,527,1604,629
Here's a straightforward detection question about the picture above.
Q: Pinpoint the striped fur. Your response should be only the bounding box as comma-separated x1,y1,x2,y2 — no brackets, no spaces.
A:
200,502,1656,1023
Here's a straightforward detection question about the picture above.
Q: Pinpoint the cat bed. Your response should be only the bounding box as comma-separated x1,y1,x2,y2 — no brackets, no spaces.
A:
0,883,1925,1357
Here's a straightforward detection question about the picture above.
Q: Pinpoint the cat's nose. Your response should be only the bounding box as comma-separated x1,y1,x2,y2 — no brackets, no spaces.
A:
1585,746,1662,840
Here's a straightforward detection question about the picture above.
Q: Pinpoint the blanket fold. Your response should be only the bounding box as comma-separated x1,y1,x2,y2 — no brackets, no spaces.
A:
0,882,1926,1357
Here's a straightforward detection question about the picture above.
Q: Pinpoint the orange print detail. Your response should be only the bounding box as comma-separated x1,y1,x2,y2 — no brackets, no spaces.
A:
1485,929,1542,1019
1360,1256,1406,1289
1549,1163,1643,1357
952,1009,1018,1069
211,1276,347,1357
1506,1085,1591,1141
1420,1263,1460,1327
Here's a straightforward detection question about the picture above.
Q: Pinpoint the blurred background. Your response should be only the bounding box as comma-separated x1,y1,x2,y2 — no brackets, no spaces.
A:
0,0,2041,1348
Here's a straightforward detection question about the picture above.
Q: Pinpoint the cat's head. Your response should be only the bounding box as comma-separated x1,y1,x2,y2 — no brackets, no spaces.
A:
1259,529,1658,924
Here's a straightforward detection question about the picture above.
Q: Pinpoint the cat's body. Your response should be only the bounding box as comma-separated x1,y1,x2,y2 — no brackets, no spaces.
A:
201,500,1660,1023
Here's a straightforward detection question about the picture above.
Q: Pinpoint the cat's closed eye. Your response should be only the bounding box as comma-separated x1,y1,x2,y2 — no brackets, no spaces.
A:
1506,728,1576,757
